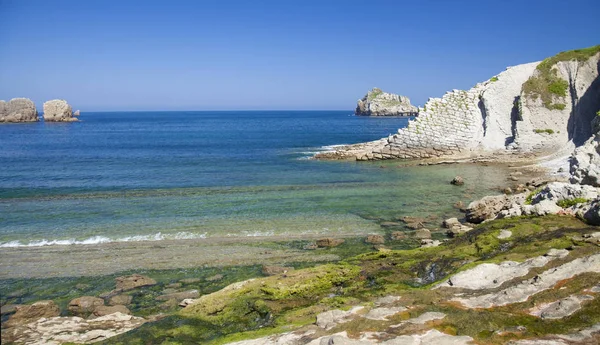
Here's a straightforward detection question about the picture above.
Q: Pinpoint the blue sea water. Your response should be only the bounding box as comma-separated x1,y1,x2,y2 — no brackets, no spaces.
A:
0,111,507,246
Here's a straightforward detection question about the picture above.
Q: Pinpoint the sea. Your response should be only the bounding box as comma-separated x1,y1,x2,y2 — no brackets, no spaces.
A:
0,111,509,247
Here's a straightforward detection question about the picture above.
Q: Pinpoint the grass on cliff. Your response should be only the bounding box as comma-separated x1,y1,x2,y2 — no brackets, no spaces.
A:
367,88,383,100
522,44,600,110
534,128,555,134
100,215,599,345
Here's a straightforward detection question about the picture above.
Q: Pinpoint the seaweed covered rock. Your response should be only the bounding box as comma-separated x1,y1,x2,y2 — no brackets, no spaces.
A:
181,264,360,332
43,99,77,122
0,98,38,123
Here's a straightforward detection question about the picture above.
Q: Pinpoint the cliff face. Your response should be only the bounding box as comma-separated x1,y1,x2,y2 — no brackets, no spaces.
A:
355,88,418,116
43,99,77,122
319,46,600,161
0,98,39,123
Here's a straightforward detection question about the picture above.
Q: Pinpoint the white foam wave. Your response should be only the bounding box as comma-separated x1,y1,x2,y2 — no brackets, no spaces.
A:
295,144,349,160
0,231,208,248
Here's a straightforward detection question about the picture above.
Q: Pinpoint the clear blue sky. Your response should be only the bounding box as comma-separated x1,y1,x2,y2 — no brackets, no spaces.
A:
0,0,598,111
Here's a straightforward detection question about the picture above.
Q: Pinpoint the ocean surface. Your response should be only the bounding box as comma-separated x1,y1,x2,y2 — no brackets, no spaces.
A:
0,111,508,247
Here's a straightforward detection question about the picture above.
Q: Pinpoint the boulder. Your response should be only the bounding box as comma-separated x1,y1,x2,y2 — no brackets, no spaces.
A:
443,218,473,237
92,305,131,317
68,296,105,317
355,88,418,116
316,238,345,248
262,265,294,276
399,216,425,229
115,274,157,291
4,300,60,327
42,99,77,122
466,194,510,223
451,176,464,186
108,294,133,306
583,198,600,225
442,218,461,229
0,98,38,123
205,274,223,282
365,234,385,244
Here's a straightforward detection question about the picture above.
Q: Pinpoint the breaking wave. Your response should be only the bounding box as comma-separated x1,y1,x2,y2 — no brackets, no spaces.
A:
0,231,208,248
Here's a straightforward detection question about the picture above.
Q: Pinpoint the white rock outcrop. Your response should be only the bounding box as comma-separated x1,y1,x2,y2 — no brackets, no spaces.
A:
1,312,145,345
43,99,77,122
0,98,39,123
355,88,418,116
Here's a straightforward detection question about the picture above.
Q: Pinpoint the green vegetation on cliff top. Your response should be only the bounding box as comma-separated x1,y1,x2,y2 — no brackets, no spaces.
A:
522,44,600,110
102,215,600,345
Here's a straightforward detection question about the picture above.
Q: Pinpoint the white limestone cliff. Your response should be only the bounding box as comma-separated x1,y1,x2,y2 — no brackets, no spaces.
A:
318,47,600,161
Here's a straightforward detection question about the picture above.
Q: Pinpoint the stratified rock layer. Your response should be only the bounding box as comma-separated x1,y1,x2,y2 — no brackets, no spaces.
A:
0,98,39,123
319,48,600,161
43,99,77,122
355,88,418,116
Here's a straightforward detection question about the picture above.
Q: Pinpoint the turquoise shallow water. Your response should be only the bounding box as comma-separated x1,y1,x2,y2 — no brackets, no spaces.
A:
0,111,507,246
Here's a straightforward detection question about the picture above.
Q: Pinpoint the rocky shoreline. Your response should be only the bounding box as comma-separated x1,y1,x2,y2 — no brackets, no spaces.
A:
318,46,600,162
2,46,600,344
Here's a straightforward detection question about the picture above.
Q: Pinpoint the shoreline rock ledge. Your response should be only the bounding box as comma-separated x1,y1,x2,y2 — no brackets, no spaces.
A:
43,99,78,122
355,87,418,116
0,98,39,123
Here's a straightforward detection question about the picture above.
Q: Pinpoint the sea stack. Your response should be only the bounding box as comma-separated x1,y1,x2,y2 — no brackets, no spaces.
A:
0,98,39,123
43,99,78,122
355,88,418,116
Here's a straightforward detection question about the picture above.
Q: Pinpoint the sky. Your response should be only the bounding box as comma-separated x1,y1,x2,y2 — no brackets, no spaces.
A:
0,0,599,111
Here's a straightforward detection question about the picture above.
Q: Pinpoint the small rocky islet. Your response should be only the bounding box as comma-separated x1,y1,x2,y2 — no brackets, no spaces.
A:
2,45,600,344
0,98,79,123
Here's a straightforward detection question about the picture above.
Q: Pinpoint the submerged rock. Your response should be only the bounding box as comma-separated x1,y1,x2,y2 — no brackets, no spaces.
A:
43,99,77,122
115,274,157,291
316,238,345,247
262,265,294,276
156,289,200,301
0,98,38,123
92,305,131,317
365,234,385,244
414,228,431,239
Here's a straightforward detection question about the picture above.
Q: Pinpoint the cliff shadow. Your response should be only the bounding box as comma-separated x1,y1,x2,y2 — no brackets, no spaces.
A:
568,59,600,146
507,96,521,146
